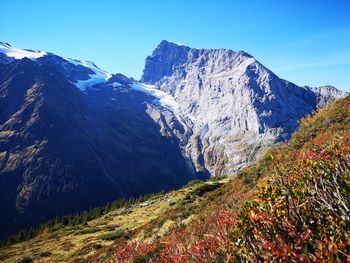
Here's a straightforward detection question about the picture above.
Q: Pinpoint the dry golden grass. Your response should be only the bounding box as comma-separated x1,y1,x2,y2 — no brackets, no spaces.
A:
0,179,226,262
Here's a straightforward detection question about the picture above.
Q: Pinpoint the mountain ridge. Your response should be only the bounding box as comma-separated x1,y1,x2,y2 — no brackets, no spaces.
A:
0,43,199,238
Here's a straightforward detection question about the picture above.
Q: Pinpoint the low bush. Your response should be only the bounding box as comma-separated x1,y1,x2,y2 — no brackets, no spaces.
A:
98,230,128,241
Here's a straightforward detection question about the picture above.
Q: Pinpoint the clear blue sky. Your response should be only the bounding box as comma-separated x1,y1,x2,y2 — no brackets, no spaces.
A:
1,0,350,91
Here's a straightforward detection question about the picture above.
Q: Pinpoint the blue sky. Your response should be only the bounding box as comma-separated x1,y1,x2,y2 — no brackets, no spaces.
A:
1,0,350,91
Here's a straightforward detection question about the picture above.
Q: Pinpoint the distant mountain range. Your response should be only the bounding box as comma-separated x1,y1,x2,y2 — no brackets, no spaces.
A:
0,40,347,238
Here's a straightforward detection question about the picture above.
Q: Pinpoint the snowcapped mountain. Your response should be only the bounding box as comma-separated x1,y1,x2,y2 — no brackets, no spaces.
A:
0,42,199,238
0,40,347,238
0,42,112,91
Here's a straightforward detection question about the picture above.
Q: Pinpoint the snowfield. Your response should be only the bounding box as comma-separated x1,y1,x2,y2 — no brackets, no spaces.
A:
65,58,112,91
0,42,47,60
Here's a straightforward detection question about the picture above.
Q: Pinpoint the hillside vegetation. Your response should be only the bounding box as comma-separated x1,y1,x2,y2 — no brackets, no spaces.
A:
112,95,350,262
1,96,349,262
0,177,229,262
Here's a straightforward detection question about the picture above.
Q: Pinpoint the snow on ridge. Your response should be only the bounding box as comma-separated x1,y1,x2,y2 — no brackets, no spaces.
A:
0,42,111,92
0,42,47,60
110,82,122,88
131,82,179,112
65,58,112,91
131,82,193,132
168,40,186,46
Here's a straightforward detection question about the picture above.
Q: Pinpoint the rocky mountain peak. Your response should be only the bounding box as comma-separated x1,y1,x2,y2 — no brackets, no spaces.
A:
140,40,191,83
141,41,261,86
307,85,348,108
140,41,348,175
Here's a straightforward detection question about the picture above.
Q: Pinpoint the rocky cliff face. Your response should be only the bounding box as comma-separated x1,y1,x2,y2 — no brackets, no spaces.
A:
141,41,191,84
140,40,348,175
309,85,348,108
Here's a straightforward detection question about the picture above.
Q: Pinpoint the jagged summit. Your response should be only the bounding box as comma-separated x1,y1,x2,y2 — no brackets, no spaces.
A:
159,40,190,48
141,41,264,86
308,85,348,108
141,41,258,85
236,50,254,58
141,40,191,83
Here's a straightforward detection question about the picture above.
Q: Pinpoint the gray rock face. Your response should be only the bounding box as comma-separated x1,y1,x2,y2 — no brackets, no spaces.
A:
141,40,348,175
308,85,348,108
141,41,191,84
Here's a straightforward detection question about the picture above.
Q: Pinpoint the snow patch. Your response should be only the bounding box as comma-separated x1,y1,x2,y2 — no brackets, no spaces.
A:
168,41,186,46
131,82,179,112
110,82,122,88
65,58,112,91
131,82,193,134
0,42,47,60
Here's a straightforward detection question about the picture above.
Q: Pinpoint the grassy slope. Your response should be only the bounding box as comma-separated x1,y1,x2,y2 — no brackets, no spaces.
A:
0,179,229,262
